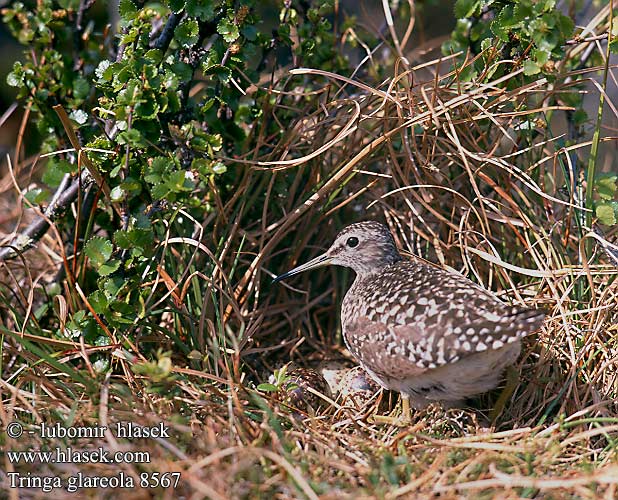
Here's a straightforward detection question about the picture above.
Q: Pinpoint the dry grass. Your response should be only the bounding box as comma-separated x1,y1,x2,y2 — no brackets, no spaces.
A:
1,14,618,500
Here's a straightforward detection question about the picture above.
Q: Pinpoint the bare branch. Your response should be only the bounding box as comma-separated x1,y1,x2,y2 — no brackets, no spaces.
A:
0,170,96,261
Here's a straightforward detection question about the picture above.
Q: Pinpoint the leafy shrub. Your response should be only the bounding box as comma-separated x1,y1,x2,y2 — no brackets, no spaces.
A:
3,0,359,363
446,0,574,78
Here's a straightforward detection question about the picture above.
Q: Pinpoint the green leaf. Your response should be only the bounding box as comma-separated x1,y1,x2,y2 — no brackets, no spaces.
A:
73,77,90,100
284,382,299,392
117,128,145,147
197,99,214,116
257,383,279,392
572,109,588,126
152,183,171,199
95,60,112,81
191,158,210,173
307,7,319,24
530,17,554,51
596,203,617,226
7,62,23,87
513,1,534,21
523,60,541,76
119,0,138,19
135,95,159,119
110,301,136,322
480,37,493,55
144,156,170,184
207,133,222,151
102,276,125,300
99,259,121,276
556,13,574,37
318,2,334,16
114,228,154,252
6,71,21,87
175,18,199,47
533,48,550,66
84,237,113,266
217,18,240,43
596,175,618,200
42,159,74,188
88,290,108,314
144,49,164,64
121,177,142,194
186,0,215,20
490,6,520,43
212,161,226,174
242,25,257,41
457,63,477,83
454,0,480,18
204,64,231,84
168,170,194,192
170,60,193,81
169,0,185,13
24,188,49,205
533,0,555,13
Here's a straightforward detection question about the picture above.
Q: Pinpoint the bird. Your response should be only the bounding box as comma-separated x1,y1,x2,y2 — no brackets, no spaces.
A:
274,221,545,424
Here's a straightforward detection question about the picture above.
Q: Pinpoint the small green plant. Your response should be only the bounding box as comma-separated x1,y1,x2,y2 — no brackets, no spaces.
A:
257,364,298,394
594,173,618,226
132,349,179,395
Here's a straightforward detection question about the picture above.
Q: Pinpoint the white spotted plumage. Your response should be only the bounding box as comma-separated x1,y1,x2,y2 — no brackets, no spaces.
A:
277,221,545,409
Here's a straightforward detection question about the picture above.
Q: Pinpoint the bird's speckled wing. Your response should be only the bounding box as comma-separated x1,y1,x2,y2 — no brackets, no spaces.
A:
343,316,428,382
342,260,545,371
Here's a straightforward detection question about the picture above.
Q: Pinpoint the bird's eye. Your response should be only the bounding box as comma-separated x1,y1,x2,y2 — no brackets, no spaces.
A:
346,236,359,248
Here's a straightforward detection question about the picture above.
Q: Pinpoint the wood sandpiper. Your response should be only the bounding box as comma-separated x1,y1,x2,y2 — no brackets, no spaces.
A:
274,221,545,423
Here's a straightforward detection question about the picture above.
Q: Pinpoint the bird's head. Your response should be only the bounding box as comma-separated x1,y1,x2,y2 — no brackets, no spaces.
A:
273,221,402,282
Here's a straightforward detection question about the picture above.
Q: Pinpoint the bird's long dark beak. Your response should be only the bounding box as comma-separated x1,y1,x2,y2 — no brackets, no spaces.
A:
273,253,331,283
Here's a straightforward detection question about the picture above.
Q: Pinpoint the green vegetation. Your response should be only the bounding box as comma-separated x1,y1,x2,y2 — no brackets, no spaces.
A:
0,0,617,497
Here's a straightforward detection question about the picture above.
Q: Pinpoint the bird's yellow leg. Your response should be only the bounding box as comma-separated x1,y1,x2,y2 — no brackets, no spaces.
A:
401,393,411,423
490,366,519,424
369,393,412,426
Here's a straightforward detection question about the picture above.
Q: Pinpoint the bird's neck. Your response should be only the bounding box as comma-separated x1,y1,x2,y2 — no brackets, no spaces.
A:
351,252,403,280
